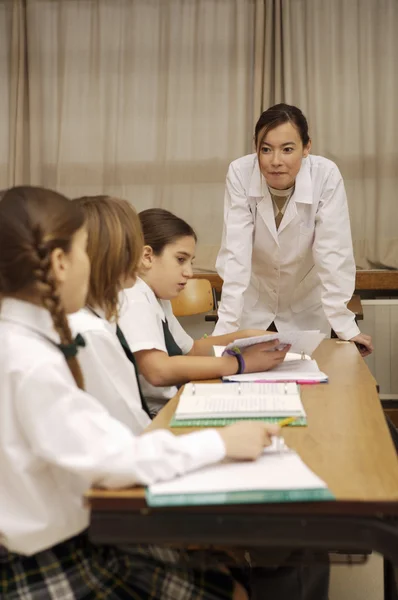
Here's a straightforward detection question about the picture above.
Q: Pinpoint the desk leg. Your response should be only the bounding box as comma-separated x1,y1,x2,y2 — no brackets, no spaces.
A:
384,560,398,600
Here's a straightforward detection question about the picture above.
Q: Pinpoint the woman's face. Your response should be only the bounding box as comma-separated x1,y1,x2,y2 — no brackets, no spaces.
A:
257,121,311,190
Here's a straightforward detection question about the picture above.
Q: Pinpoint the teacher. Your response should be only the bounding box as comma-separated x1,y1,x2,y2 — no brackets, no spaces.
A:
214,103,373,356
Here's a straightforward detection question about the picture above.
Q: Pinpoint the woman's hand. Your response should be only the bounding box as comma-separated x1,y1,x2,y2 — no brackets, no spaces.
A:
349,333,373,357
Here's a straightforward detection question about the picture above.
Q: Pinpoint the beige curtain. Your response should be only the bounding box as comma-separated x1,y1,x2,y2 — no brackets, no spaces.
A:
23,0,256,270
0,0,28,187
254,0,398,269
1,0,397,270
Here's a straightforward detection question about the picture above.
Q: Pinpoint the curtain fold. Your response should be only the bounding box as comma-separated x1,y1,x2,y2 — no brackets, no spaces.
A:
0,0,28,188
254,0,398,269
22,0,256,270
1,0,397,270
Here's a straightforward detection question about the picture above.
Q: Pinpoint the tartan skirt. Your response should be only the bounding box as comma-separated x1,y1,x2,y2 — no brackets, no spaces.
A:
0,533,237,600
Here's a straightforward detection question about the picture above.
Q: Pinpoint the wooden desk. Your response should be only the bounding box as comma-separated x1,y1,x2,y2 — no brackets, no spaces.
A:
192,273,363,322
204,294,363,323
87,340,398,564
193,270,398,293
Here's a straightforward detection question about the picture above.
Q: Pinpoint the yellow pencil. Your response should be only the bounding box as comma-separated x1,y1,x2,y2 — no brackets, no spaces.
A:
278,416,298,428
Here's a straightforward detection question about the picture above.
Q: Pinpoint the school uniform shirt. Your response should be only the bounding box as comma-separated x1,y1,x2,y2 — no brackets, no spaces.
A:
119,278,194,414
68,307,151,435
214,153,359,340
0,298,225,555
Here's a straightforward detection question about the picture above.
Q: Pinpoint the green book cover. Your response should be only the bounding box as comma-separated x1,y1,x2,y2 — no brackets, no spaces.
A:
146,487,335,507
170,416,307,428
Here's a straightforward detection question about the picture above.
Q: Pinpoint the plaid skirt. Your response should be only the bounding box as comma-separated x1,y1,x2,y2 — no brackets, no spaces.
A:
0,533,237,600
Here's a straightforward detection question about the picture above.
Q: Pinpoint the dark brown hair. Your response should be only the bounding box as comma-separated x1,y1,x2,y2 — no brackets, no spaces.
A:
255,103,310,151
73,196,143,320
139,208,197,256
0,186,85,388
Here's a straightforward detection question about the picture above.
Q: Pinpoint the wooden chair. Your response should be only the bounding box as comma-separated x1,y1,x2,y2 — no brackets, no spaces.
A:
171,278,215,317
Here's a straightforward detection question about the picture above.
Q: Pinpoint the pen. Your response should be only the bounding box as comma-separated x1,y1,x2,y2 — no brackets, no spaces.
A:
278,416,298,427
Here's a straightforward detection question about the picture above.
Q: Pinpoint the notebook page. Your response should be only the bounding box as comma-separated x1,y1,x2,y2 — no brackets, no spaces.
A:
175,393,305,419
182,382,299,397
224,359,328,383
149,439,328,497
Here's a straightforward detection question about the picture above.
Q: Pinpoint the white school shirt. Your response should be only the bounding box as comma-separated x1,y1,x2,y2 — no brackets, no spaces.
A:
119,278,194,414
68,307,151,435
0,298,225,555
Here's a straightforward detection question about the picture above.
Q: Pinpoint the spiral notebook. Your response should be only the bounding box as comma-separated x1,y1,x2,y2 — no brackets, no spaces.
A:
146,438,334,507
170,382,307,427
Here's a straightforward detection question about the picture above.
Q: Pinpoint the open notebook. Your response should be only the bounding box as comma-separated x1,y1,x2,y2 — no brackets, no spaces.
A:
146,437,334,507
213,347,328,384
171,382,306,428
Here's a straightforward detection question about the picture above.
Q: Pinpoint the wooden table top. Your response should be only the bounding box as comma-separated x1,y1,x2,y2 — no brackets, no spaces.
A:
192,270,398,293
86,340,398,511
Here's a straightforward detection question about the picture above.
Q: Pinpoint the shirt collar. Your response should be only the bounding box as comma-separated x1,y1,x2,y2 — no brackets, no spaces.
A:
84,305,117,333
0,297,60,343
135,278,166,321
249,155,313,204
268,184,295,197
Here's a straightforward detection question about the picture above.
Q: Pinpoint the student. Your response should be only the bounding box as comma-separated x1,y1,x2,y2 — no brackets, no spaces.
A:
214,103,373,357
68,195,152,432
0,185,282,600
119,208,290,414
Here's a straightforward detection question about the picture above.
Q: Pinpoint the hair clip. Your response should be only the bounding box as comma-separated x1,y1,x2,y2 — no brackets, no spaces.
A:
58,333,86,359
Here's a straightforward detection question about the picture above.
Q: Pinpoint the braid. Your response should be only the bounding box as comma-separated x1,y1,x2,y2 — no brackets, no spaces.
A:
31,226,85,390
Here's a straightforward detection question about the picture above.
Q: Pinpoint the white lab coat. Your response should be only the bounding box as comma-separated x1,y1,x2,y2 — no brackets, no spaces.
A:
214,153,360,340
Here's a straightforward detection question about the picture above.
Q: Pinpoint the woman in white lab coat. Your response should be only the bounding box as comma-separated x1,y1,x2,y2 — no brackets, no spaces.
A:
214,103,373,356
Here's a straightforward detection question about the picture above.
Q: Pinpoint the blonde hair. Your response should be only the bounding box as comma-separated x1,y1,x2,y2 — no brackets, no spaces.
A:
0,186,85,389
73,195,144,320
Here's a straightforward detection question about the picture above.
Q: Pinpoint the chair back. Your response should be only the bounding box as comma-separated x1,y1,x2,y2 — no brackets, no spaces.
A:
171,278,214,317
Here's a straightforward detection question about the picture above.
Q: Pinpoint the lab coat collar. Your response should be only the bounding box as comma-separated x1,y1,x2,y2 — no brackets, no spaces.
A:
0,297,60,343
249,155,313,204
248,156,263,197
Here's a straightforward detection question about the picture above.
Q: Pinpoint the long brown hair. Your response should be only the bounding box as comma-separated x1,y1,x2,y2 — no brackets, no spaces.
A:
139,208,197,255
0,186,85,388
73,195,144,320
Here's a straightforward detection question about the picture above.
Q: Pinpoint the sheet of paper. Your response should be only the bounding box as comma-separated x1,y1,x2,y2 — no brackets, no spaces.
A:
213,345,225,358
175,392,305,419
149,438,328,497
284,352,311,362
182,382,299,396
225,331,325,357
224,359,328,383
214,348,310,361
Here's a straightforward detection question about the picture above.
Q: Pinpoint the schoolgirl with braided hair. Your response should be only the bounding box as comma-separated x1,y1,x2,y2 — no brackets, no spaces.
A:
0,185,278,600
